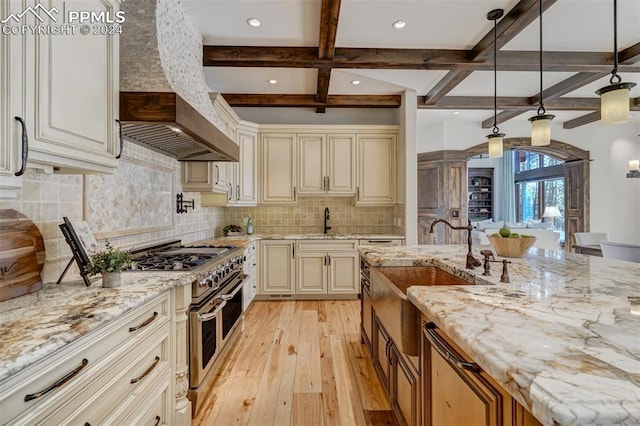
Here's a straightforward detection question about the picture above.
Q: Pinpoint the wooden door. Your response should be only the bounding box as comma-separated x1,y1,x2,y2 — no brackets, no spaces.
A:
296,252,327,294
297,134,326,195
327,134,356,194
259,133,297,205
260,241,295,294
235,128,258,205
25,0,119,172
564,160,589,252
357,134,397,205
328,252,359,293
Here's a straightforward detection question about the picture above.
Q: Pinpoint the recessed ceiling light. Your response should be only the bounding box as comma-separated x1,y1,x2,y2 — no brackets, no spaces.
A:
247,17,261,27
268,79,278,85
351,80,361,85
452,111,460,115
392,20,406,29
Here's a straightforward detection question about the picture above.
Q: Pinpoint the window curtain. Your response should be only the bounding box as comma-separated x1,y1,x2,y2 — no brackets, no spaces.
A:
501,152,516,223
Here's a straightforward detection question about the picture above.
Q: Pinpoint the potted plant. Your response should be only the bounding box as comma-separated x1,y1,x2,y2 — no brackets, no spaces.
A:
223,224,243,236
85,240,132,288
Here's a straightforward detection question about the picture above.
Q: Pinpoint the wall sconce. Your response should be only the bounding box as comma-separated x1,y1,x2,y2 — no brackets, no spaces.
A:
176,193,195,214
628,160,640,178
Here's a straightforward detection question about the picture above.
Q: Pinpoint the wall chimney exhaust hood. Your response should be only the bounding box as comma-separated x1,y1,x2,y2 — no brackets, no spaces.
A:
119,92,239,161
119,0,238,162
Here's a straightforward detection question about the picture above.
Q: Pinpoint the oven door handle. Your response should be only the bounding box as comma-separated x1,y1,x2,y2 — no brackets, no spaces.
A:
216,273,247,301
198,301,226,322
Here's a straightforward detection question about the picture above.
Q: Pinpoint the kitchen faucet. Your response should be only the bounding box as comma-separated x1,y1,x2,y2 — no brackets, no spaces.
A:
323,207,332,234
429,218,481,269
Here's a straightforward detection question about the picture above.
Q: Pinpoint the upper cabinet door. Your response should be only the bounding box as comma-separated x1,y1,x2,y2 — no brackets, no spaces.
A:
19,0,119,173
259,133,297,205
297,134,326,195
235,128,258,206
357,134,397,205
326,134,356,195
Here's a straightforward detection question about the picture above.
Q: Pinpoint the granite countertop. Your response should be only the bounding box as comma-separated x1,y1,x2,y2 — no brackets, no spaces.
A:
359,244,640,426
0,271,196,382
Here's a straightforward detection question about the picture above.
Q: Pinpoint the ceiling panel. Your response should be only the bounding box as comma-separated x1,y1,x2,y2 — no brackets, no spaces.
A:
448,71,577,97
181,0,321,46
204,68,318,93
329,69,449,94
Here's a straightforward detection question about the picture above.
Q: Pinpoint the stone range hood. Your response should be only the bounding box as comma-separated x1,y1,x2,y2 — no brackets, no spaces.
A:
118,0,238,162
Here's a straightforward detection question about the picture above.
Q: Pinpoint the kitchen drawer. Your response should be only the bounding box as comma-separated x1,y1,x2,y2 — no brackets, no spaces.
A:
358,238,404,246
297,240,358,252
0,293,170,424
15,324,171,425
107,369,172,426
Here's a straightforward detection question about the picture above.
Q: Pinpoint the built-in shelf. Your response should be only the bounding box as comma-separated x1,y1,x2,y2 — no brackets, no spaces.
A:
468,167,494,221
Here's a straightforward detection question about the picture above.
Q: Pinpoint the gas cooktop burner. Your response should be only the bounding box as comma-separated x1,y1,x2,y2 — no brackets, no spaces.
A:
131,253,219,271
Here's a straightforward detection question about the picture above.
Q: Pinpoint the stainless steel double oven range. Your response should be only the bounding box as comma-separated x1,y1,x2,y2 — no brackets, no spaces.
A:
129,240,246,414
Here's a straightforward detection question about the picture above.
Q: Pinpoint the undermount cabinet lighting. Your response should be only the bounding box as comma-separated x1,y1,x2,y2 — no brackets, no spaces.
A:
596,0,636,124
350,80,361,85
392,20,406,29
247,17,261,27
529,0,554,146
268,79,277,84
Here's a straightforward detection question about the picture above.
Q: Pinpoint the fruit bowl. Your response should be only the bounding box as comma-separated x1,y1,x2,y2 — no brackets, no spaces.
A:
486,235,536,258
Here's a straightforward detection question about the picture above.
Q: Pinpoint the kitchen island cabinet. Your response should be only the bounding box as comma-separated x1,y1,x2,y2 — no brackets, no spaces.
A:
359,244,640,426
0,273,195,426
0,0,120,187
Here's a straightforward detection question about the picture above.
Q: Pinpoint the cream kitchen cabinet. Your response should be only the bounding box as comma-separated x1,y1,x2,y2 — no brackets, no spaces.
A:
297,133,356,195
243,240,258,310
0,290,192,426
259,133,297,205
357,134,397,205
183,122,258,207
259,240,296,296
0,0,120,185
294,240,359,297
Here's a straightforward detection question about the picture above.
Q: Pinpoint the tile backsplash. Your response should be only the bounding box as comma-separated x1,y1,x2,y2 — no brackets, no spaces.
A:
0,141,403,284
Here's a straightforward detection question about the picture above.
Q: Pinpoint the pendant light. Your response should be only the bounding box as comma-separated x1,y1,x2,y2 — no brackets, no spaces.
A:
529,0,554,146
487,9,504,159
596,0,636,124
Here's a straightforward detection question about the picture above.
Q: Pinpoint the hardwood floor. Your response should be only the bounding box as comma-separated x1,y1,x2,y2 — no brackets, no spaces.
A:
193,300,397,426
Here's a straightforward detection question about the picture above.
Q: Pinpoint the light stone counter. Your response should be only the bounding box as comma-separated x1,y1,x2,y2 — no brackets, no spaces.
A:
359,244,640,425
0,271,196,382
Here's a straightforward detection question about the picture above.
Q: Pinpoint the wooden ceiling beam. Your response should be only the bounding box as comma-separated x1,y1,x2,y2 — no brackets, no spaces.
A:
426,0,557,107
315,0,341,113
471,0,557,61
482,110,528,129
620,41,640,65
563,97,640,129
222,93,401,108
416,96,624,111
203,46,640,73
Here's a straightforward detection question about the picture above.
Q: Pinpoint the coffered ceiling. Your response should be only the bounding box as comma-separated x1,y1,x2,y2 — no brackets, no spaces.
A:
181,0,640,128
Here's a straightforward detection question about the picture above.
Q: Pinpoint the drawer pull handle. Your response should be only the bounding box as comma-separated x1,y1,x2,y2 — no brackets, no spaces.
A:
129,311,158,332
424,322,480,373
154,416,161,426
14,116,28,176
24,358,89,401
115,119,124,159
131,356,160,384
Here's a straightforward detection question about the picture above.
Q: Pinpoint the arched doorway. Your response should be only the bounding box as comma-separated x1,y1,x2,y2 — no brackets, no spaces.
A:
417,138,590,251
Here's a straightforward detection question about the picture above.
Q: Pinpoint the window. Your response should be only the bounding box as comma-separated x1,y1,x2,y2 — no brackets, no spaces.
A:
514,151,565,232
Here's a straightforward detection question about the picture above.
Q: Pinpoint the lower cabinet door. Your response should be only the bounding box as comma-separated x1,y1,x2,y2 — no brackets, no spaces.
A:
423,323,503,426
328,252,359,293
391,345,419,426
296,252,327,294
373,316,391,394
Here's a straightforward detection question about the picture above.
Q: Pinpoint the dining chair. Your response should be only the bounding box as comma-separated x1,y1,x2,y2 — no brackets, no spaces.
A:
599,241,640,263
574,232,609,246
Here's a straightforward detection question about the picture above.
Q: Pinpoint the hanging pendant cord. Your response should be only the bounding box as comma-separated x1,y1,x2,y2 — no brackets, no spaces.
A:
538,0,545,115
492,17,499,134
610,0,621,84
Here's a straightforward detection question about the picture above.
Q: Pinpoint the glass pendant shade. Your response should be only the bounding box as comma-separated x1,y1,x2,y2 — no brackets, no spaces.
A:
487,133,504,158
596,83,636,124
529,114,554,146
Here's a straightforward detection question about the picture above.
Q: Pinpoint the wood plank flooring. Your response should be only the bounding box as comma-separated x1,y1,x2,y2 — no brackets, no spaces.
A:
193,300,397,426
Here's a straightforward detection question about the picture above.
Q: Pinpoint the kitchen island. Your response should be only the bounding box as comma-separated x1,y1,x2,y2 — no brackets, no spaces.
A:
359,244,640,425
